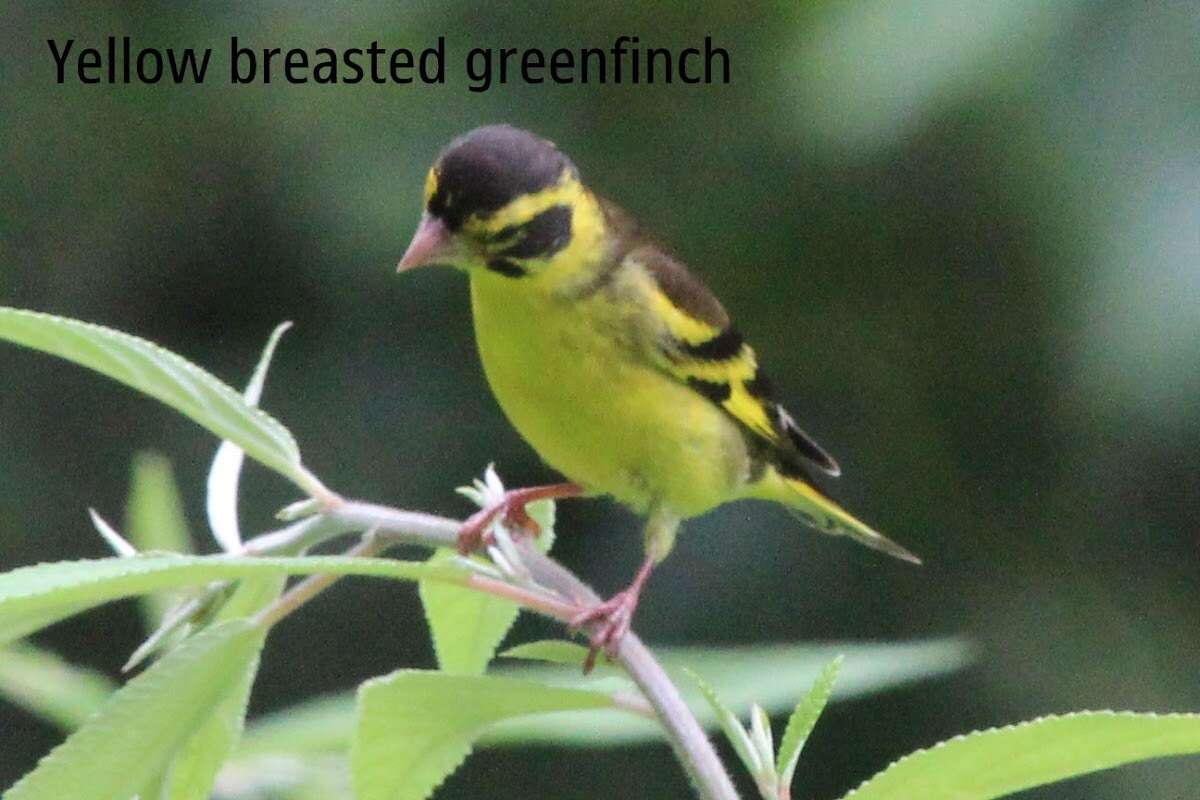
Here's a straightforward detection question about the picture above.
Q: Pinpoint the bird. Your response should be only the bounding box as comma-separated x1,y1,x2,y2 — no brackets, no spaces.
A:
397,124,919,666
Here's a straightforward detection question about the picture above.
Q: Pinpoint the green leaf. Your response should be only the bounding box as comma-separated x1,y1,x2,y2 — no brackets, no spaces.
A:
154,325,296,800
500,640,617,672
777,655,841,785
750,705,775,779
137,773,168,800
0,554,462,646
240,322,292,408
237,694,359,759
660,640,968,707
351,670,615,800
418,499,555,675
0,642,115,730
214,755,351,800
239,639,968,755
126,452,194,628
418,551,519,676
158,574,287,800
207,322,292,553
841,711,1200,800
160,656,260,800
489,638,969,746
686,668,764,780
5,619,264,800
127,453,193,558
0,307,307,488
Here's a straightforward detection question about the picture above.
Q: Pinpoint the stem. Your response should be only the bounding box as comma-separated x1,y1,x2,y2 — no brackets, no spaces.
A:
613,691,657,720
320,499,462,549
291,465,340,508
255,532,382,628
245,495,738,799
621,635,739,800
465,574,579,619
242,515,348,555
514,538,740,800
312,498,740,800
242,500,461,556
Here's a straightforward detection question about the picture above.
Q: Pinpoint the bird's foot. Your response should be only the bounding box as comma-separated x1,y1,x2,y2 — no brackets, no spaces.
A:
570,588,640,673
570,554,656,673
457,496,538,554
456,482,583,555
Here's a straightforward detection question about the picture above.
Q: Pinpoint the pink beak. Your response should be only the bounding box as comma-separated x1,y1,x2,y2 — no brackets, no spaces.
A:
397,215,452,271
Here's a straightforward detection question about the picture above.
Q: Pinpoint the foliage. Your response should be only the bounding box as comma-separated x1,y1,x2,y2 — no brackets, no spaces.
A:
841,712,1200,800
6,620,264,800
352,672,616,800
0,309,1197,800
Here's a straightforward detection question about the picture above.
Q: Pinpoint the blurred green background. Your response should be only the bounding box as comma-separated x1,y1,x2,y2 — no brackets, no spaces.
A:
3,1,1198,797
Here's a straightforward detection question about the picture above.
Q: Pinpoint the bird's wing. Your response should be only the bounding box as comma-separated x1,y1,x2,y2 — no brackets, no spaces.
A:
627,244,841,478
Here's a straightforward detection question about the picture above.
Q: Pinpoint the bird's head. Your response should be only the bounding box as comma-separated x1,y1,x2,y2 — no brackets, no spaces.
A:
398,125,605,281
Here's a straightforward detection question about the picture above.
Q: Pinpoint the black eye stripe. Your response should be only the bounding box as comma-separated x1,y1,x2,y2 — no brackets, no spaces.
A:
486,258,528,278
494,205,573,259
428,190,463,230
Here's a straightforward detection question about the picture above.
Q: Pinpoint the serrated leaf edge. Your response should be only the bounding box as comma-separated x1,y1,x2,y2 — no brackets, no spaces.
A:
0,307,299,463
840,710,1200,798
777,655,842,781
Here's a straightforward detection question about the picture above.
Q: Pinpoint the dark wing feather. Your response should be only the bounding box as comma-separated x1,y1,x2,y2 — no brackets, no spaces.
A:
773,398,841,477
624,240,841,478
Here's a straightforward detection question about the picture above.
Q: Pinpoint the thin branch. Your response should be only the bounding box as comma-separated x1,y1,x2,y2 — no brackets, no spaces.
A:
242,495,739,799
324,499,461,549
613,690,657,720
241,515,350,555
310,498,741,800
513,536,740,800
242,500,461,555
464,573,579,619
255,532,382,628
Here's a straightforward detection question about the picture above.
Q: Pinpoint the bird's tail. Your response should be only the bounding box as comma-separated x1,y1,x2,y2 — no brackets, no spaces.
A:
770,471,921,564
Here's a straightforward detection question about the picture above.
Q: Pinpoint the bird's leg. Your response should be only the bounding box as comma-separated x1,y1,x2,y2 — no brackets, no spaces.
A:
457,482,583,555
570,554,656,672
571,508,680,672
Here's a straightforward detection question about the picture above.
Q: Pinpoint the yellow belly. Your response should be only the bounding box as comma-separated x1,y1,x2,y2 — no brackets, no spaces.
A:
470,272,750,516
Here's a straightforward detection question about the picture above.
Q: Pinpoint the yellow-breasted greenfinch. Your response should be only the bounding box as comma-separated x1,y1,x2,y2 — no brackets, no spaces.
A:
398,125,918,664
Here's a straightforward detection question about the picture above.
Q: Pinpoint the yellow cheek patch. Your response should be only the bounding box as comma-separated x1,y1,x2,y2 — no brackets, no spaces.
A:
463,171,609,290
547,188,605,274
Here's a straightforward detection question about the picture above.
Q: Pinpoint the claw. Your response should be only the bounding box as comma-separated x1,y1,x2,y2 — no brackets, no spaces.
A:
456,495,539,555
455,482,583,555
569,555,657,673
571,590,639,672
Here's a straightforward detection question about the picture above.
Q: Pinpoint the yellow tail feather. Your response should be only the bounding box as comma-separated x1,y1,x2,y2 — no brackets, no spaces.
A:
758,470,921,564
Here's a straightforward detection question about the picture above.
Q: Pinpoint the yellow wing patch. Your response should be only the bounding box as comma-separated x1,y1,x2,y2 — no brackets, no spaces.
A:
646,283,780,445
722,378,778,442
646,287,724,346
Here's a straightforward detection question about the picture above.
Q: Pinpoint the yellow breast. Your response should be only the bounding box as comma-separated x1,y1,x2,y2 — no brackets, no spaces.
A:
469,270,750,516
